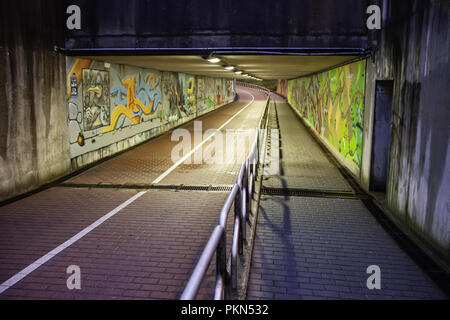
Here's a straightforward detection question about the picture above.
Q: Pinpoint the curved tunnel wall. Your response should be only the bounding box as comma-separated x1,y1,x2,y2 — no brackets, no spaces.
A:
0,0,237,202
277,59,367,175
277,0,450,264
66,57,235,168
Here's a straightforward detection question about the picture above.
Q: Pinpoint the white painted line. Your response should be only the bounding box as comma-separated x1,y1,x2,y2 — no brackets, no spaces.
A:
0,191,147,294
0,88,258,295
152,90,256,184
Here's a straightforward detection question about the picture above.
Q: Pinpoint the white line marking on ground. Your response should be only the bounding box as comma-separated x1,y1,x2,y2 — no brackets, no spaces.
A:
152,90,256,184
0,88,258,294
0,191,147,294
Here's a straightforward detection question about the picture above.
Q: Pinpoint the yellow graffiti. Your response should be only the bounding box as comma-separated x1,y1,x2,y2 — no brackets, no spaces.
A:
102,76,155,133
187,77,195,95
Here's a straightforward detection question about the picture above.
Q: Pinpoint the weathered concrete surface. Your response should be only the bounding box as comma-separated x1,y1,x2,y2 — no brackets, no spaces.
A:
64,0,371,52
247,98,446,300
0,1,71,202
276,0,450,264
374,0,450,262
1,1,239,202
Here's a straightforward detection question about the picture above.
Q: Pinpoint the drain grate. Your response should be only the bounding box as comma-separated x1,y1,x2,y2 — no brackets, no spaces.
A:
261,186,368,199
58,183,234,192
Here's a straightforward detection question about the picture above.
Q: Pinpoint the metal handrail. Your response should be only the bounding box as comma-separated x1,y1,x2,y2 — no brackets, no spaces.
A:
180,85,271,300
236,81,269,94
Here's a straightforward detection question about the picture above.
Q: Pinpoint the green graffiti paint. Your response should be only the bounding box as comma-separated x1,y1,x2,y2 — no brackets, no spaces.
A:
287,60,366,169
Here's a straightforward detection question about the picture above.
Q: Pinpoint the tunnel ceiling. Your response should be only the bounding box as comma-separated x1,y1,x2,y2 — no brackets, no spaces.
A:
64,0,371,53
84,55,359,80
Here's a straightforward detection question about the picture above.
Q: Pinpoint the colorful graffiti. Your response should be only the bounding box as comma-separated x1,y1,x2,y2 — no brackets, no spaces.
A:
67,58,91,99
82,69,110,131
162,72,184,122
67,57,236,159
103,69,162,133
197,77,234,111
286,60,366,168
179,74,197,114
225,79,234,100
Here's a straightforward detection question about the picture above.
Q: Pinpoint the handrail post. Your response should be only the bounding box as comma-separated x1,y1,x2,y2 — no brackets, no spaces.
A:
231,214,240,290
182,225,224,300
181,86,271,301
241,185,246,252
216,229,229,300
255,128,260,177
247,160,250,204
234,190,243,255
249,172,254,203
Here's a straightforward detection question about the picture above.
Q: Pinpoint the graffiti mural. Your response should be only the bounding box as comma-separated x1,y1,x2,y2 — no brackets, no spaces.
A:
225,79,234,100
287,60,366,169
161,72,183,122
103,69,162,133
82,69,110,131
67,57,235,159
196,77,233,111
179,74,197,114
67,58,91,99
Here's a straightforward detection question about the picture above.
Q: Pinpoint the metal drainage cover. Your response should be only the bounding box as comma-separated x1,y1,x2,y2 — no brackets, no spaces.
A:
59,183,234,192
261,187,361,199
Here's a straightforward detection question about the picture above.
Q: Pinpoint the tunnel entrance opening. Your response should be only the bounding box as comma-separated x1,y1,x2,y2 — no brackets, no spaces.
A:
370,80,394,193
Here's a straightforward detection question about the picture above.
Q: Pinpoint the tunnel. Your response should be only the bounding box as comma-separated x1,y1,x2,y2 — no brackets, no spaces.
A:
0,0,449,307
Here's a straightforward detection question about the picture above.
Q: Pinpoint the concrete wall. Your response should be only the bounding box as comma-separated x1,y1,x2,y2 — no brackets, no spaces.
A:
66,57,235,168
371,0,450,261
64,0,370,52
0,0,71,202
278,0,450,263
0,0,236,202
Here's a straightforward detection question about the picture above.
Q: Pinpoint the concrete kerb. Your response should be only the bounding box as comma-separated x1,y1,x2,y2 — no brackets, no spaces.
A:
235,168,265,300
235,100,274,300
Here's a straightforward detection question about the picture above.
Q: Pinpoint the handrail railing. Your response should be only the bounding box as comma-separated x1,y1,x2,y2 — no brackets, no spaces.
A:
236,81,269,94
180,84,271,300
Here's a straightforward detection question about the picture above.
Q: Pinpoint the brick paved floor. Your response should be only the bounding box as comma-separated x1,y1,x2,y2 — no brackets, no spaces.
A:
0,190,232,300
67,88,267,187
247,196,447,300
0,86,265,300
247,97,447,300
263,99,352,192
0,188,137,284
159,91,266,186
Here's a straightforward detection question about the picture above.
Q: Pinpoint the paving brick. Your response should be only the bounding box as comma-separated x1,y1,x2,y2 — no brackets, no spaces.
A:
275,293,300,300
247,290,274,300
287,288,313,296
261,285,286,294
0,87,269,300
1,188,237,300
0,188,138,284
246,100,447,301
312,290,341,298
